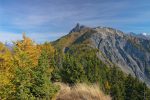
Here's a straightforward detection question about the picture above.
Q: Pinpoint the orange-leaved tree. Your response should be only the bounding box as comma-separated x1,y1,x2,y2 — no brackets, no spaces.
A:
13,33,41,67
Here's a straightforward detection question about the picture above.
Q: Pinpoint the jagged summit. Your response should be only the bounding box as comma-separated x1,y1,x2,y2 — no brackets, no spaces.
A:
70,24,124,37
69,23,90,33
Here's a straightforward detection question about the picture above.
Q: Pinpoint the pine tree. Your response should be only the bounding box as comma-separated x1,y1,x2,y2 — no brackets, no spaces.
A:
9,51,35,99
61,53,86,84
10,67,35,100
31,50,59,99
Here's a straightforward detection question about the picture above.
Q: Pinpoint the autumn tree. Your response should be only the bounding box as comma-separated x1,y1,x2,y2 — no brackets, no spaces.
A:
9,42,58,99
14,33,41,67
0,42,13,99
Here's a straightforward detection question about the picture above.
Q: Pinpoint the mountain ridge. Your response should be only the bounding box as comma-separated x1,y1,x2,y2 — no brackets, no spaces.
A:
53,24,150,86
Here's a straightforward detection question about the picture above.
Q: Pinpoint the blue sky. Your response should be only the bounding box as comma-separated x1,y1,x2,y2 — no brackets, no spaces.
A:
0,0,150,43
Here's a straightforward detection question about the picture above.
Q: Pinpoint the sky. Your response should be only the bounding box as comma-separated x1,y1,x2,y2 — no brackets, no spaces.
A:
0,0,150,43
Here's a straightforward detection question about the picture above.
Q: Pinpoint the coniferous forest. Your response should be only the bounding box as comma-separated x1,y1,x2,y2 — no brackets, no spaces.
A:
0,35,150,100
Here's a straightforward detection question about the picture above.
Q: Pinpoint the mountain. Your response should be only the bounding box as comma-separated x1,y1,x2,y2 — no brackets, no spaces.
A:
128,32,150,40
53,24,150,86
141,32,149,36
140,33,150,39
5,42,13,51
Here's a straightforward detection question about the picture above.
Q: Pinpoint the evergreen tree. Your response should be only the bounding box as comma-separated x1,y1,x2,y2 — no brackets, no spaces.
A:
9,51,35,99
31,50,59,99
61,53,86,84
109,67,125,100
10,67,35,100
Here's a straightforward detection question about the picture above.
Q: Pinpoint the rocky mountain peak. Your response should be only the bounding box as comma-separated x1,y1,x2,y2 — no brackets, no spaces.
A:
70,24,125,38
69,23,89,33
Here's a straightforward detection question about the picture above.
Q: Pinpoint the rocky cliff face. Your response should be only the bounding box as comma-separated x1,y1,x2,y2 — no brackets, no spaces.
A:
90,27,150,85
53,24,150,86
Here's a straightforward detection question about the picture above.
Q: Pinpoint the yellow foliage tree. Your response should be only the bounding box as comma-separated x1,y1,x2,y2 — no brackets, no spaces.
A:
0,42,13,88
14,33,41,67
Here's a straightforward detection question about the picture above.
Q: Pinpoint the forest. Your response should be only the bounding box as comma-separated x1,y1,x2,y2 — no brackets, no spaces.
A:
0,35,150,100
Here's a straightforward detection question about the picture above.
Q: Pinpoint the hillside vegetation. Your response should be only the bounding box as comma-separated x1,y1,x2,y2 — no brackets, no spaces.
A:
0,34,150,100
